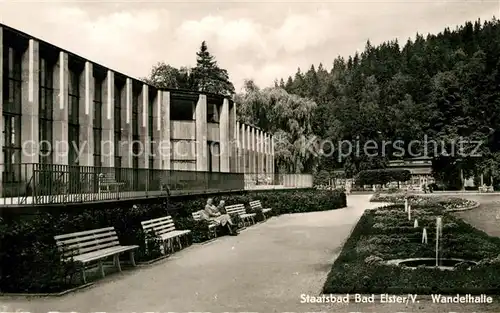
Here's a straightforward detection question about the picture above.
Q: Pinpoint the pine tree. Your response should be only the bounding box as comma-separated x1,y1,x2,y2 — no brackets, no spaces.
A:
192,41,235,96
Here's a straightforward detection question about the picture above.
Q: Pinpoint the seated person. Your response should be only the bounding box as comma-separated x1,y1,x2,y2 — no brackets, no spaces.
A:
217,199,227,214
203,198,238,235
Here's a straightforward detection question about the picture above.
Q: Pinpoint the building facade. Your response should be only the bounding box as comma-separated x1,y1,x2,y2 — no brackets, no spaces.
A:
387,156,434,187
0,24,274,199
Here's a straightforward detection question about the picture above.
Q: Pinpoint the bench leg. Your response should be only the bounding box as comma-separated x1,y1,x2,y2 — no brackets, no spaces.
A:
177,236,183,249
129,251,136,267
163,240,168,255
81,267,87,284
98,260,105,278
114,255,122,272
251,216,255,225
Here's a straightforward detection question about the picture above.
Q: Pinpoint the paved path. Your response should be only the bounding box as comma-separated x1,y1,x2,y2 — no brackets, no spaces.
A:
2,194,500,313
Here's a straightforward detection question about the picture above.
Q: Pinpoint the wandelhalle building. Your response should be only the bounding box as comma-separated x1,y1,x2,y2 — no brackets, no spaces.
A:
0,24,276,204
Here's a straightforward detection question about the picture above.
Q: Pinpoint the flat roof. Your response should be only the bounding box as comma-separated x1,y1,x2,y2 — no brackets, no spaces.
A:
0,22,231,103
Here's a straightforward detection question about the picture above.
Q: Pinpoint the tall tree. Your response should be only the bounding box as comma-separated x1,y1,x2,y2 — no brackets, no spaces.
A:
192,41,235,96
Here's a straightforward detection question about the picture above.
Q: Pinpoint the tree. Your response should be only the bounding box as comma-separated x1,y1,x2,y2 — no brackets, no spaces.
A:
192,41,235,96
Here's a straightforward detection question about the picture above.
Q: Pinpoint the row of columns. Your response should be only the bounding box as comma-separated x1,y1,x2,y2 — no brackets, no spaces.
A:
235,121,274,174
1,28,274,176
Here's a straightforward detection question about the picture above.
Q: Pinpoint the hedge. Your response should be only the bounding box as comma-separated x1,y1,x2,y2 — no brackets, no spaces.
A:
323,202,500,294
356,169,411,186
0,188,346,293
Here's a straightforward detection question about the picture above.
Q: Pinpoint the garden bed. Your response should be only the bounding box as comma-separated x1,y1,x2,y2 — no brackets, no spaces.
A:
0,188,346,293
370,193,478,211
323,203,500,294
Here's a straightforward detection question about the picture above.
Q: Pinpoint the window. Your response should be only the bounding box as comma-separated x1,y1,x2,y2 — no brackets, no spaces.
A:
170,97,195,120
68,66,80,165
132,89,139,168
39,56,54,164
93,74,103,167
114,82,122,169
3,45,22,182
207,103,219,123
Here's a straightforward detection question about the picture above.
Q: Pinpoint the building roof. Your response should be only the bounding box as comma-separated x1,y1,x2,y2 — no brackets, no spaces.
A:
0,22,232,104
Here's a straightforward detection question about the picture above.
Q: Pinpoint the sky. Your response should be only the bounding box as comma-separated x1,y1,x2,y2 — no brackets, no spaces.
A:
0,0,498,92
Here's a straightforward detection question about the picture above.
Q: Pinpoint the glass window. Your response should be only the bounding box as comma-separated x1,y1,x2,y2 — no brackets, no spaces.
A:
68,67,80,166
3,44,22,182
39,56,54,164
170,97,195,120
114,82,122,165
93,76,103,167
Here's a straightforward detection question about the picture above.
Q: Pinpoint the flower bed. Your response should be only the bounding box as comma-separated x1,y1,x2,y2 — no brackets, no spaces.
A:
371,193,478,211
323,203,500,294
0,188,346,293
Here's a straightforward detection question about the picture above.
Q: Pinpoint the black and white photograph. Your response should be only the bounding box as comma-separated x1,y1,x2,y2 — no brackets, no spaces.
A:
1,0,500,312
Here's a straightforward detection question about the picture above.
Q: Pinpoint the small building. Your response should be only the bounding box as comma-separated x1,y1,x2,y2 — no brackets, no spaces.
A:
387,156,434,187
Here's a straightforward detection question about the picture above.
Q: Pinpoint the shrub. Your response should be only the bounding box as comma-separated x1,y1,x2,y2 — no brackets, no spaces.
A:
356,169,411,186
0,188,346,293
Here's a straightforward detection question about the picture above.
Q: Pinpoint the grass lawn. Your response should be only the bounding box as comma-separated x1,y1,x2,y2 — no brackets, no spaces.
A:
323,202,500,294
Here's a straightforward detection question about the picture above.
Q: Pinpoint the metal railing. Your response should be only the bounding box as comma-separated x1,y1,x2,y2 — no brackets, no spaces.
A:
0,163,245,206
244,173,313,189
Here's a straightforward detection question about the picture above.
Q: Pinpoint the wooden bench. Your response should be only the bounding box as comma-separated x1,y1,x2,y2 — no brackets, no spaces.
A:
249,200,273,219
54,227,138,284
226,204,256,227
192,211,218,238
141,216,191,255
98,173,125,193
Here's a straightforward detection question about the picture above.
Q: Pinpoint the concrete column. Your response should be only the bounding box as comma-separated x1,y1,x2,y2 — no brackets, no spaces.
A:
246,125,251,173
138,84,149,169
239,123,244,173
264,133,268,173
52,51,69,165
21,39,40,169
0,27,3,195
266,134,273,174
229,101,237,172
152,90,161,169
120,78,133,168
251,127,256,173
195,94,207,171
255,129,260,173
220,98,229,172
235,121,240,173
159,91,170,170
102,70,114,167
78,61,94,166
259,130,264,173
271,135,275,174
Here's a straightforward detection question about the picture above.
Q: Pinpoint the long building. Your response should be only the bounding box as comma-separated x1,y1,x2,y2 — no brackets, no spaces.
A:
0,24,276,204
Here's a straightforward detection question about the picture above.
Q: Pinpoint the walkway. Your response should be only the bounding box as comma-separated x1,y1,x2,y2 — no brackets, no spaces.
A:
2,194,500,312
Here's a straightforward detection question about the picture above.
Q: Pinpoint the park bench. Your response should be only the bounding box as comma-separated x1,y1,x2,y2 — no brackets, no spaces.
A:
480,185,494,192
141,216,191,255
249,200,273,219
226,203,256,227
192,211,218,238
54,227,138,284
98,173,124,193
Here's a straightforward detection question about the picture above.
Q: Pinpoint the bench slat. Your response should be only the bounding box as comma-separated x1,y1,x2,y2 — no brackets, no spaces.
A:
73,245,138,263
64,240,120,257
226,204,246,215
141,216,170,226
142,218,175,231
56,231,117,246
54,227,115,240
150,224,177,236
61,234,119,252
